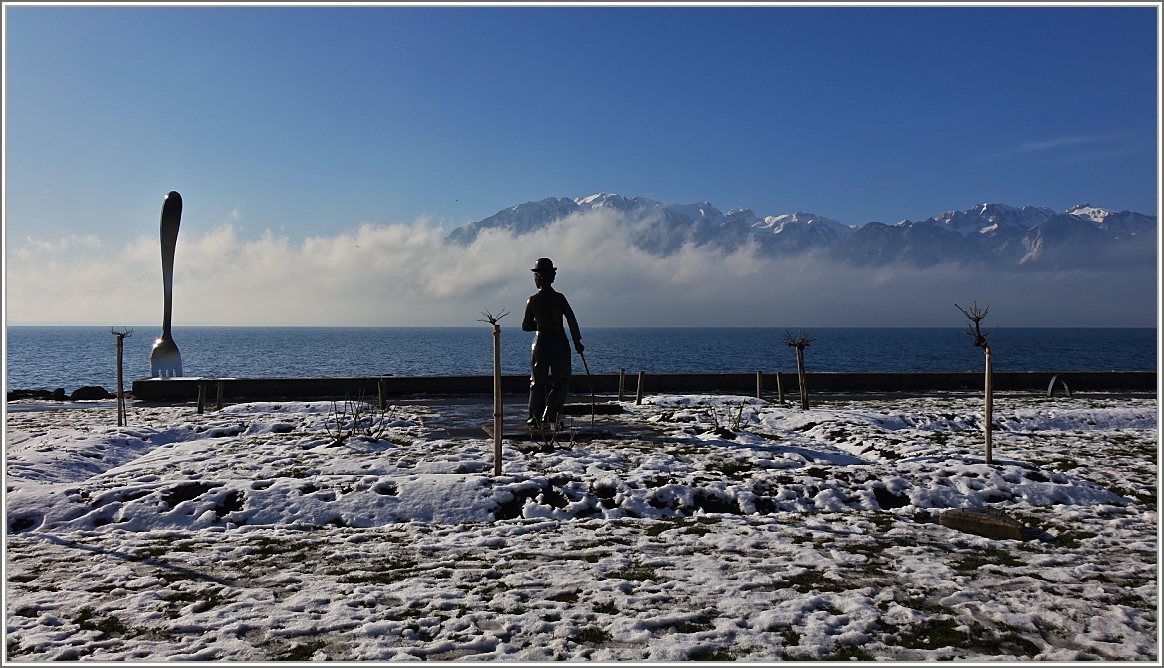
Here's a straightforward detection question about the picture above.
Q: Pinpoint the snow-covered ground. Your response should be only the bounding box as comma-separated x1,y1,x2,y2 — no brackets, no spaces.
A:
4,392,1159,662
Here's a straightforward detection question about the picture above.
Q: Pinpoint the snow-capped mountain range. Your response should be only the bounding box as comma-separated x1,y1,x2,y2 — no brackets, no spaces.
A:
446,194,1157,268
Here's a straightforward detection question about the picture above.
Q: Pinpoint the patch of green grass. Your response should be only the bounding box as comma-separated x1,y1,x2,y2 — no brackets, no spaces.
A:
776,568,844,593
896,594,945,615
156,569,199,584
672,619,716,634
1054,529,1098,549
953,548,1023,572
275,639,328,661
138,545,169,559
72,607,128,638
896,617,971,650
163,587,216,605
994,631,1042,657
250,536,304,557
710,460,753,476
829,644,876,661
865,513,897,532
275,467,311,479
593,601,618,615
340,569,413,585
1110,591,1151,610
690,647,733,661
162,587,227,618
646,519,683,537
607,566,657,582
395,604,432,620
1048,458,1082,471
569,627,611,644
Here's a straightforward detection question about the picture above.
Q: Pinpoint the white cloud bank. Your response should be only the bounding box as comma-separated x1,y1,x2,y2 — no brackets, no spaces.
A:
5,210,1157,327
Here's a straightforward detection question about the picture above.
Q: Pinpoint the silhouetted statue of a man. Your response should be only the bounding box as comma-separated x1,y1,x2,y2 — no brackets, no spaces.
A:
523,258,584,430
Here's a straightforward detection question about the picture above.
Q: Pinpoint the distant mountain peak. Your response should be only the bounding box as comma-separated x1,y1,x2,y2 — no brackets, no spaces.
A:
444,194,1155,268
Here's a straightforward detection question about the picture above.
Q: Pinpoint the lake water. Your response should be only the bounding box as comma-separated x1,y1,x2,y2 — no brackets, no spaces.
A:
4,326,1156,393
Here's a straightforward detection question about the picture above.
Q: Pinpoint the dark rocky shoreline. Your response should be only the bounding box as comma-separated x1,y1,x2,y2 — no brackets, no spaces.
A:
7,386,117,402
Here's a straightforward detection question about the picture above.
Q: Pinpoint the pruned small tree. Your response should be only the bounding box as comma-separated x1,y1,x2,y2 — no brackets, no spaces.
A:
478,309,509,476
324,391,393,447
784,330,816,410
956,302,997,464
111,328,133,426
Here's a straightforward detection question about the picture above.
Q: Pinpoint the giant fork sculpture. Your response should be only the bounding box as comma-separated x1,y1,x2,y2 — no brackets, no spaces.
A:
150,191,183,377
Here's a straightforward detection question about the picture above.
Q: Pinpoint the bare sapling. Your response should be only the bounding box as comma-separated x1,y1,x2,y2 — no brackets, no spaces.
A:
706,401,750,438
479,309,509,476
111,328,133,426
784,330,816,410
325,391,393,447
956,301,997,464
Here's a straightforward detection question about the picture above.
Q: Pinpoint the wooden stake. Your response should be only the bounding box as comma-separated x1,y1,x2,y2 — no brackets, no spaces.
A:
984,345,993,465
795,347,809,410
116,337,123,425
478,309,509,477
618,368,626,402
216,381,224,410
776,371,784,404
956,301,997,465
196,383,206,414
784,330,815,411
112,329,131,426
756,371,763,400
635,371,645,405
493,322,503,477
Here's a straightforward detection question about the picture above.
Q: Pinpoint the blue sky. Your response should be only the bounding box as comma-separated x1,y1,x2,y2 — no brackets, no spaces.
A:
3,3,1160,327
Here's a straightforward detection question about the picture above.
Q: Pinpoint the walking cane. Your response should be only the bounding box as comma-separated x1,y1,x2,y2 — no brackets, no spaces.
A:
579,349,596,430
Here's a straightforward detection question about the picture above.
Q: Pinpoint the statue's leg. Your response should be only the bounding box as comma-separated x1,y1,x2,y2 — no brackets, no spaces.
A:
542,353,572,425
528,350,548,427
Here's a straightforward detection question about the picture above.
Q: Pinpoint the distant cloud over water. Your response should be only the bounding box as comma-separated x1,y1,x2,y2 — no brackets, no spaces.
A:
6,211,1156,328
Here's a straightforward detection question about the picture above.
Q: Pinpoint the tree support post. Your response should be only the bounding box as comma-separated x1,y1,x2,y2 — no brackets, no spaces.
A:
478,309,509,477
492,321,503,476
112,328,132,426
984,345,993,465
784,330,815,411
796,348,809,410
956,301,997,466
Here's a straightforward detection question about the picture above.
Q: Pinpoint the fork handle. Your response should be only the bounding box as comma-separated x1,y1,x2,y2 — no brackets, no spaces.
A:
159,191,182,336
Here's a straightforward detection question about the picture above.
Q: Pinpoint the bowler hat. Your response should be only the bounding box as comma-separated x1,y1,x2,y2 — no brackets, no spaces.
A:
531,257,557,273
